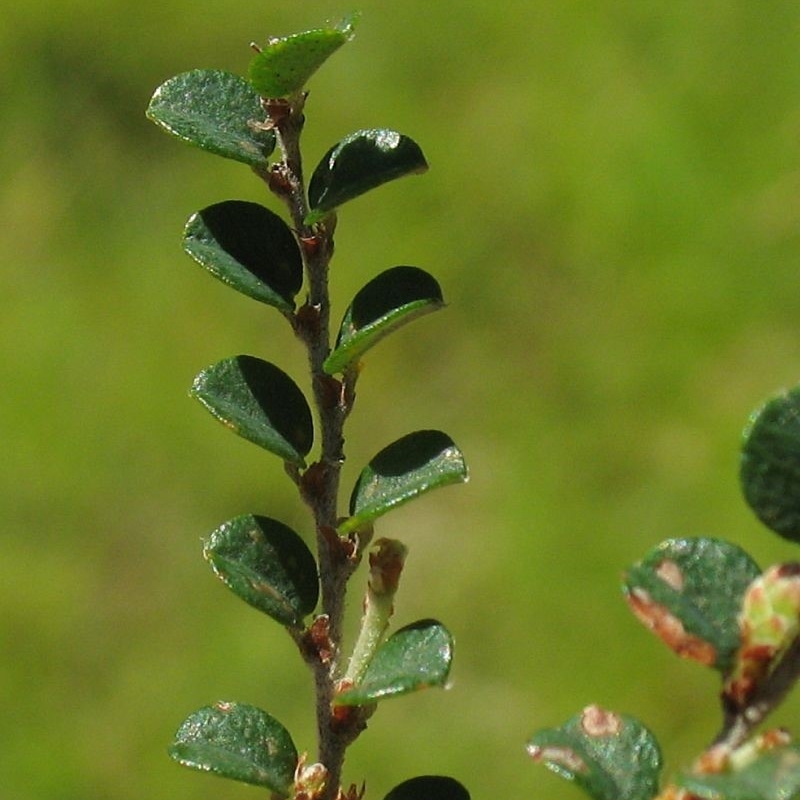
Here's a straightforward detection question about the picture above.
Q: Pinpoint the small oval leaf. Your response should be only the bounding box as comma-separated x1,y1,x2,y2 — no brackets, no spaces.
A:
741,385,800,543
527,706,662,800
324,266,444,374
340,430,468,535
307,129,428,223
191,356,313,466
622,537,761,673
384,776,470,800
184,201,303,310
204,514,319,627
678,747,800,800
146,70,275,166
169,702,298,795
336,619,453,705
249,15,358,98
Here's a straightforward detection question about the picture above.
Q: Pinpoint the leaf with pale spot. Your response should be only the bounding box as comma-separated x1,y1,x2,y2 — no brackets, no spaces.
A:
527,706,662,800
622,537,760,673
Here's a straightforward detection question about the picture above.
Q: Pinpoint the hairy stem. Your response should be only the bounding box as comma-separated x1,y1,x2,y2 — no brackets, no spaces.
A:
262,94,363,800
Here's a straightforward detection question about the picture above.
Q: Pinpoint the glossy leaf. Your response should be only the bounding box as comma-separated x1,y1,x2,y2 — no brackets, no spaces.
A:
249,15,358,98
336,619,453,705
741,386,800,543
384,776,470,800
678,747,800,800
527,706,662,800
146,70,275,166
184,201,302,311
623,537,761,672
169,702,297,795
191,355,313,466
307,129,428,223
339,430,468,535
324,266,444,374
204,514,318,627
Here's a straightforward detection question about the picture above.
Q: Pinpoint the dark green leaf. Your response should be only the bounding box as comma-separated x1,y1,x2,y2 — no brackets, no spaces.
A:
307,129,428,223
169,702,297,795
678,747,800,800
146,70,275,166
623,537,760,672
191,356,313,466
384,776,470,800
340,430,468,535
336,619,453,705
204,515,318,627
527,706,662,800
741,386,800,543
184,201,302,311
324,266,444,374
249,15,358,98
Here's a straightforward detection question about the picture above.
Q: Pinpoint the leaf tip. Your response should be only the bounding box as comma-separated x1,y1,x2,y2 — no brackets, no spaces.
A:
336,11,361,39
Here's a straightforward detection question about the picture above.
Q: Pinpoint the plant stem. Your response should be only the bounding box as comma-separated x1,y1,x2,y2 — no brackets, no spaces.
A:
715,637,800,752
262,94,364,800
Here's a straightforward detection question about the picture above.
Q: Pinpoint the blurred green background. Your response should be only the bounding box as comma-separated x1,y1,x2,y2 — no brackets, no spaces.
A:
4,1,800,798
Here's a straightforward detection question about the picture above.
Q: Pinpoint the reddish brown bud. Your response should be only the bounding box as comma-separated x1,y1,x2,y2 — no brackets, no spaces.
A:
302,615,333,665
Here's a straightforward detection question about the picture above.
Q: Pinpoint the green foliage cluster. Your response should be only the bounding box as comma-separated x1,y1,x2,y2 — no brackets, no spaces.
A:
7,4,800,800
147,19,468,800
146,16,800,800
529,385,800,798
